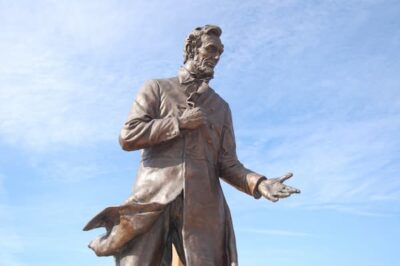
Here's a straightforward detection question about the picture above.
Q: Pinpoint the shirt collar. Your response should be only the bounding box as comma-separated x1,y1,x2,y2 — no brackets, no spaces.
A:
178,67,211,97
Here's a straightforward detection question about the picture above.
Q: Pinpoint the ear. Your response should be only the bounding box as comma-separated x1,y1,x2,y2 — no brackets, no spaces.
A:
185,43,193,60
184,34,197,62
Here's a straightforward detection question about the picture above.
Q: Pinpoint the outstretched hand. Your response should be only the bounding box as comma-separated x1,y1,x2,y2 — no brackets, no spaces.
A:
257,173,300,202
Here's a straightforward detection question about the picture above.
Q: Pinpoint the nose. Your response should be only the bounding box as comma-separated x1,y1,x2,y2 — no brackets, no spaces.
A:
214,53,220,60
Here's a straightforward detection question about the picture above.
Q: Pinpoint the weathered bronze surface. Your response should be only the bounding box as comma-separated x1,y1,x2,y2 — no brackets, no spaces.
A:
84,25,300,266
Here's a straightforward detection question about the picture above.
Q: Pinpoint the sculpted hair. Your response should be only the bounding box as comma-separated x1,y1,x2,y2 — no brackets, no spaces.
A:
183,25,223,64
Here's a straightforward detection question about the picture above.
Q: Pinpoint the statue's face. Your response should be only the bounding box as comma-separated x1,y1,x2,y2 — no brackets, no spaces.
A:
192,34,223,77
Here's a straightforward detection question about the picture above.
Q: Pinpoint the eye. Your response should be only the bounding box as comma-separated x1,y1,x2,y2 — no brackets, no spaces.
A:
206,45,218,53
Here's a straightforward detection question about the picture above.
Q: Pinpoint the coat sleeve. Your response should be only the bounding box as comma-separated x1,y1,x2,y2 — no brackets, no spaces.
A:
119,80,180,151
218,105,266,198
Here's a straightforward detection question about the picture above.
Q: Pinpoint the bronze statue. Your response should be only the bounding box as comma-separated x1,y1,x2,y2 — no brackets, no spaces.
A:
84,25,300,266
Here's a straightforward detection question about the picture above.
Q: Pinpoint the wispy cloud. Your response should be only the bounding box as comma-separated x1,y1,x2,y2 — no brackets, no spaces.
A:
0,0,162,151
0,228,25,266
238,228,310,237
0,174,25,266
206,0,400,216
1,1,399,265
0,0,397,225
234,112,400,214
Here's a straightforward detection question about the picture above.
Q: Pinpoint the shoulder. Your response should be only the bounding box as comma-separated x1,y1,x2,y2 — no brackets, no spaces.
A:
152,76,179,88
136,76,178,95
208,88,230,111
139,77,179,95
140,76,178,87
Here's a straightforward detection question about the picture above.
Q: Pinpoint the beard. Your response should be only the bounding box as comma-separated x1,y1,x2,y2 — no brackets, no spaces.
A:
187,60,215,80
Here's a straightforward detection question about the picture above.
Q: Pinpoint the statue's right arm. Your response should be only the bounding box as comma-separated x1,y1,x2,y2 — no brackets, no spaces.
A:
119,80,180,151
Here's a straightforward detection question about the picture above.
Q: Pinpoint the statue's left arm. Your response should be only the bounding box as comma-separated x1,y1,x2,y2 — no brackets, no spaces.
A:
218,105,300,201
218,105,266,198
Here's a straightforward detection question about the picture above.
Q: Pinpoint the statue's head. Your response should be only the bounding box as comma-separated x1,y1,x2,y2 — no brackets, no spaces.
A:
183,25,224,79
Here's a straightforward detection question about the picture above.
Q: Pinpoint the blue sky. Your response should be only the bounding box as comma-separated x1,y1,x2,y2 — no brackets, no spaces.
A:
1,0,399,265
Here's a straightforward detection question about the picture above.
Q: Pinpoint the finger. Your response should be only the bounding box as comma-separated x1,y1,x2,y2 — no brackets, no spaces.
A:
190,114,207,123
279,172,293,183
197,107,206,112
282,185,301,194
188,111,203,118
270,196,279,203
263,193,279,203
272,191,291,198
189,112,206,119
184,108,199,115
190,117,207,125
193,107,205,114
192,112,207,121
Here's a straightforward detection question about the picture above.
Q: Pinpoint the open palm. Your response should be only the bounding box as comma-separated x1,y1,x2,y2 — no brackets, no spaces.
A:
257,173,301,202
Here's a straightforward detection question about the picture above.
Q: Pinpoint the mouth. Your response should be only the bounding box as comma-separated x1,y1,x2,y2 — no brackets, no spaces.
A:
204,61,216,67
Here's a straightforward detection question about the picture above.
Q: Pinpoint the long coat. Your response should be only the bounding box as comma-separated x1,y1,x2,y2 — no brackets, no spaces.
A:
84,77,265,266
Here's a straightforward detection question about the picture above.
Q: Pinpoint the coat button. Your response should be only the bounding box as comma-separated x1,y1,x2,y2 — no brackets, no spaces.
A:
207,139,212,144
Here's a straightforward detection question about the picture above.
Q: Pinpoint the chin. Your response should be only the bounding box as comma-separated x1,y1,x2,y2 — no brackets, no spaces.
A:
188,60,215,79
198,64,214,78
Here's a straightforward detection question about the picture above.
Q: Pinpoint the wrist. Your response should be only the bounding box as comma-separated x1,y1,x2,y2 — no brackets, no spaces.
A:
254,176,267,199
